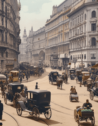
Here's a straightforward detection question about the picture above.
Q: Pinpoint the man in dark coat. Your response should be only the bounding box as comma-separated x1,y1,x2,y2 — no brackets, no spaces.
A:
0,100,3,120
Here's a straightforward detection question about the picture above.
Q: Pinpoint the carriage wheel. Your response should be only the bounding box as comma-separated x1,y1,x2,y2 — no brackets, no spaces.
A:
91,116,95,126
44,108,52,120
78,119,80,126
74,109,77,122
90,91,94,100
33,107,40,121
16,103,22,116
4,94,7,104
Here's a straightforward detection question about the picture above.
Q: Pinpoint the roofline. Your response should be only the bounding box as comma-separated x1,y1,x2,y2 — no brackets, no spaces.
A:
68,2,98,17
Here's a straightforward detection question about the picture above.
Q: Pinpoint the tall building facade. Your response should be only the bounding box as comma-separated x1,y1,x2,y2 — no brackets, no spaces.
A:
18,29,27,63
68,0,98,67
45,0,73,68
26,27,33,64
0,0,21,72
32,27,46,66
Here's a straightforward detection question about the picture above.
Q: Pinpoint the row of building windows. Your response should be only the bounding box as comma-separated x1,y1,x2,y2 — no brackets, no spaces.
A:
1,52,8,58
70,11,96,28
70,54,86,60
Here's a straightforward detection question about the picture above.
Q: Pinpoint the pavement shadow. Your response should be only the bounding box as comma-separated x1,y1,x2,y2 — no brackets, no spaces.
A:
23,116,61,125
80,122,97,126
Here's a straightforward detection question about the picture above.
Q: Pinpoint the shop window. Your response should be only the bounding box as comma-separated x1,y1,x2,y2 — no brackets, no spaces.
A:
91,23,96,31
91,54,96,59
92,11,96,18
91,38,96,46
84,54,86,59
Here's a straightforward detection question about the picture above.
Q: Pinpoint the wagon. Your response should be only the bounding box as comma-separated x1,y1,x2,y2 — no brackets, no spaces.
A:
90,81,98,100
70,92,79,102
82,71,90,86
4,82,24,107
49,72,59,84
16,90,52,120
69,69,75,80
74,106,95,126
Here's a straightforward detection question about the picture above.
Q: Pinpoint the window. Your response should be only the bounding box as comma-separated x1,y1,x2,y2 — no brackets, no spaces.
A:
85,14,86,20
82,54,83,59
92,11,96,18
70,55,72,60
1,31,3,42
2,17,4,25
6,52,8,57
1,52,3,57
91,38,96,46
91,23,96,31
28,92,31,99
84,54,86,59
91,54,96,59
2,0,4,11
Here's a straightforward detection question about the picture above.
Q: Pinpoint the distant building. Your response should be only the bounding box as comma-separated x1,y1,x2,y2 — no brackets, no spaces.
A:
26,27,33,64
18,29,27,63
0,0,21,72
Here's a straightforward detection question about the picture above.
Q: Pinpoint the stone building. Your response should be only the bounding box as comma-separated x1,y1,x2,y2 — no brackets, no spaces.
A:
0,0,21,72
32,26,46,66
45,0,73,68
18,28,27,63
25,27,33,64
68,0,98,68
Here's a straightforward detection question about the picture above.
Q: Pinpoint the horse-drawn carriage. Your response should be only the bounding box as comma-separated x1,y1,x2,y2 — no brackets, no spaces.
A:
4,82,25,107
49,72,59,84
90,81,98,100
74,104,95,126
69,69,76,80
76,70,82,84
16,90,52,120
82,71,90,86
8,70,19,82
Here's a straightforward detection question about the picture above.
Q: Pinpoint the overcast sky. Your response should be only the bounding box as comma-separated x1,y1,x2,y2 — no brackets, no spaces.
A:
19,0,64,38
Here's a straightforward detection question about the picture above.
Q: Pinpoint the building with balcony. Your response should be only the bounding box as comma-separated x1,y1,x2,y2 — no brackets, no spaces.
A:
68,0,98,67
45,0,73,68
0,0,21,72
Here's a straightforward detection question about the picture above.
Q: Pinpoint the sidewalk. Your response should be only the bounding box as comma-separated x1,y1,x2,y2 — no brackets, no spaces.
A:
0,113,17,126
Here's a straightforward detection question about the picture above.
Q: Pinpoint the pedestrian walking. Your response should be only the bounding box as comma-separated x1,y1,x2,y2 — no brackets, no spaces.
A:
24,86,28,96
0,100,3,120
35,82,38,89
26,74,28,81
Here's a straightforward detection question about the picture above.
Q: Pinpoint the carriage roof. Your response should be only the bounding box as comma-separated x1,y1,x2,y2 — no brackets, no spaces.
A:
27,90,50,94
0,74,6,79
8,82,24,86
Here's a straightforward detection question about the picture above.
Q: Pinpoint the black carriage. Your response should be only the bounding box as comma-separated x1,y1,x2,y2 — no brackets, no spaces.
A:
76,70,82,84
90,81,98,100
69,69,75,80
70,92,79,102
48,72,59,84
16,90,52,120
4,82,24,105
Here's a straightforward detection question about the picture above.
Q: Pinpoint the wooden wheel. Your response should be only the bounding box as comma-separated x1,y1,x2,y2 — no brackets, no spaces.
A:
91,116,95,126
44,108,52,120
16,103,22,116
33,107,40,121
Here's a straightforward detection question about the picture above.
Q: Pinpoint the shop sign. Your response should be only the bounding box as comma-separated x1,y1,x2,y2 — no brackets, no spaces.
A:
60,54,65,58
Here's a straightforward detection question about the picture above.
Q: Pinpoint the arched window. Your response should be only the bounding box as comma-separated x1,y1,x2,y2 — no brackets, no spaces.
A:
92,11,96,18
91,38,96,46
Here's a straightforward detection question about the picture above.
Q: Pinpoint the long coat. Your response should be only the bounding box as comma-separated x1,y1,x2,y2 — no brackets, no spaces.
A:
0,103,3,115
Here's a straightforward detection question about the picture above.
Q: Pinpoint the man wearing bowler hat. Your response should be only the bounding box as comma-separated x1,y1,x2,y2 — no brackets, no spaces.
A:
0,100,3,120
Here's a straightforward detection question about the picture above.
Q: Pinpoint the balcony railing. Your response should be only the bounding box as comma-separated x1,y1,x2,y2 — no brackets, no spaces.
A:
0,41,19,52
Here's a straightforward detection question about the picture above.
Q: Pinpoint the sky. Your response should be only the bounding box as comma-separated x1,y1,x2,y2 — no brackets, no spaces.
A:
19,0,64,38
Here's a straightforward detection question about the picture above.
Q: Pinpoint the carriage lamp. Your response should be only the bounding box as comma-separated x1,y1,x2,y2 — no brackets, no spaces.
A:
0,123,2,126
